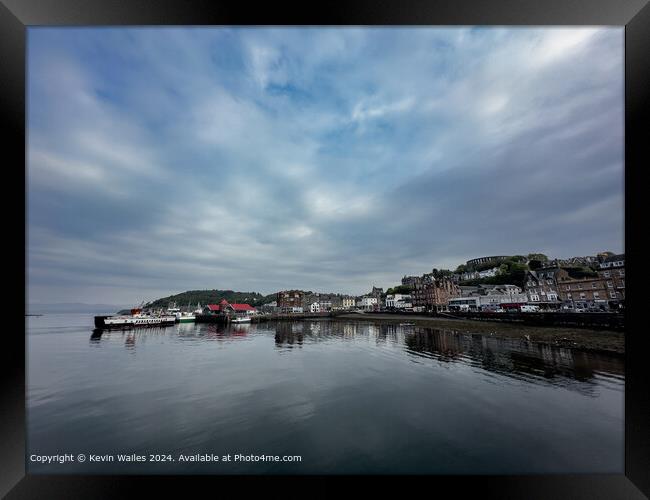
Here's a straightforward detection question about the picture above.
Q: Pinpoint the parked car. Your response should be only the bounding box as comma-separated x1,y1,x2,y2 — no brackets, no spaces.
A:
520,305,540,313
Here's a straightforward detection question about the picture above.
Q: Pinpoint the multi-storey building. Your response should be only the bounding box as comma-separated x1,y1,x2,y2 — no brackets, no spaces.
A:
523,268,565,308
557,276,609,310
277,290,304,313
341,296,356,309
597,254,625,307
411,273,460,312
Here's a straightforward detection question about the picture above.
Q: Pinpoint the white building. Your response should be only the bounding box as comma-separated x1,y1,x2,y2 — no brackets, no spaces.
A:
385,294,413,310
357,296,378,311
449,297,481,311
478,267,500,278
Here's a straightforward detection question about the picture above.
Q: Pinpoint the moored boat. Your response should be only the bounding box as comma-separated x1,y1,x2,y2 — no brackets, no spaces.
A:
94,307,176,329
230,316,251,324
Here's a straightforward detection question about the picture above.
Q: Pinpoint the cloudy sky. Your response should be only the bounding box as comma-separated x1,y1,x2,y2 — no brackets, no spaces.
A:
27,27,624,305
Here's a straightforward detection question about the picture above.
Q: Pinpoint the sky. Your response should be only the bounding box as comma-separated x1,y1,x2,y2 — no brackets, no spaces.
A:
27,27,624,305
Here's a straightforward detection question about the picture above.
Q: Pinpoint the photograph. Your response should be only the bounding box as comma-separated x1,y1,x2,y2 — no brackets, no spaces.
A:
25,25,627,476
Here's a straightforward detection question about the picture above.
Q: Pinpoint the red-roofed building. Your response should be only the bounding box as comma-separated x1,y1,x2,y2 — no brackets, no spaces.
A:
203,300,257,316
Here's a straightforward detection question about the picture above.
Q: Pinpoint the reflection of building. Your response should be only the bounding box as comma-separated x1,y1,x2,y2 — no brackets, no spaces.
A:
411,274,460,312
277,290,304,313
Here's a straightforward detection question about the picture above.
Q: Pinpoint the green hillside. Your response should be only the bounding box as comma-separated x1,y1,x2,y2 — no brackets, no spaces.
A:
145,290,276,310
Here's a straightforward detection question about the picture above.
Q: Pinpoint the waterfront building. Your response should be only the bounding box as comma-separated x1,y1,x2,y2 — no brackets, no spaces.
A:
302,293,320,310
523,269,565,309
597,254,625,308
557,276,609,311
411,273,460,312
203,300,258,317
341,296,356,309
385,294,412,310
457,284,526,309
448,296,481,311
370,287,383,310
277,290,304,312
358,296,378,311
480,285,528,307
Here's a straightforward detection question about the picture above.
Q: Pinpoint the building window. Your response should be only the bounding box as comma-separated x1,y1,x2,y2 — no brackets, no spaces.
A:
610,291,616,298
607,281,613,288
567,293,572,299
580,293,586,299
594,292,600,299
604,271,610,278
565,285,571,291
619,270,625,277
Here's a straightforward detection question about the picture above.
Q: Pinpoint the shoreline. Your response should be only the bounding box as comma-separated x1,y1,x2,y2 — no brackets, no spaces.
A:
331,314,625,356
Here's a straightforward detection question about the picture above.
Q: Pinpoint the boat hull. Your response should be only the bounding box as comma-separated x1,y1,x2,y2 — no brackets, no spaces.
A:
94,315,176,329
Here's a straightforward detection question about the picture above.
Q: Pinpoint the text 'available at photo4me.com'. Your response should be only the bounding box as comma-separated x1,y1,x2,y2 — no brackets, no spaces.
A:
29,453,303,465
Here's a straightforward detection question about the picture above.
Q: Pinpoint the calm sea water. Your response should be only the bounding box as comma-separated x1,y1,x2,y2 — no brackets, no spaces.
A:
27,313,624,474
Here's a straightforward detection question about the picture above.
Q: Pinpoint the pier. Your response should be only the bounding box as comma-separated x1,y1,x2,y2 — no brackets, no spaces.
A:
200,310,623,330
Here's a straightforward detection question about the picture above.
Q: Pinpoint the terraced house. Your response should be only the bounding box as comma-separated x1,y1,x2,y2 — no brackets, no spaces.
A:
557,275,609,310
523,268,564,308
597,254,625,308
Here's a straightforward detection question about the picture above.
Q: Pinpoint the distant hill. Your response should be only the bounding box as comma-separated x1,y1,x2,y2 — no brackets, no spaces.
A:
146,290,277,310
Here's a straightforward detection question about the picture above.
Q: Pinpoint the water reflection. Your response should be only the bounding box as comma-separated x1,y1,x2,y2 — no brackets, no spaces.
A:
273,320,623,392
88,320,623,390
29,314,624,474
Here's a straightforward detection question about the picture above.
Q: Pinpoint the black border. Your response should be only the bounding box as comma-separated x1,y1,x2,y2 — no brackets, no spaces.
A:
3,1,649,497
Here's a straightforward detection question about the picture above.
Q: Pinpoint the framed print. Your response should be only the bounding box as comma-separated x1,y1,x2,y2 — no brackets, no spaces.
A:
2,0,649,497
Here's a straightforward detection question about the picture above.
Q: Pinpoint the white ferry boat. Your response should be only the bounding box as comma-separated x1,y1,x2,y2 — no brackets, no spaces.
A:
94,308,176,329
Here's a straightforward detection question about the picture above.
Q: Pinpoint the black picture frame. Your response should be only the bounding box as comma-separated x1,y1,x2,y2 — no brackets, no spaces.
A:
3,0,648,497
